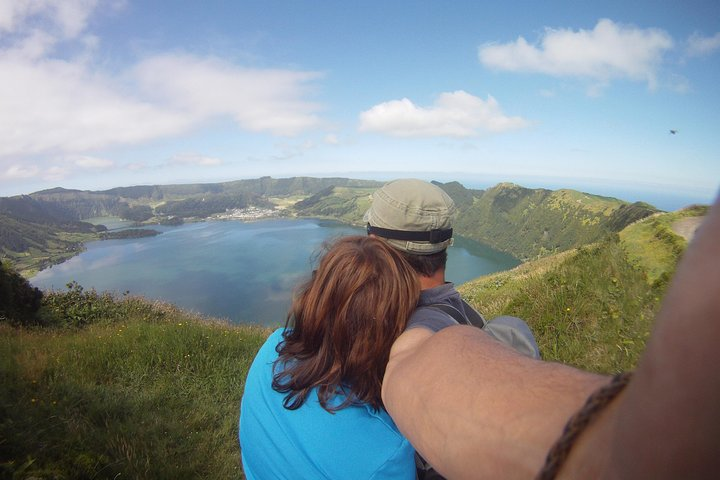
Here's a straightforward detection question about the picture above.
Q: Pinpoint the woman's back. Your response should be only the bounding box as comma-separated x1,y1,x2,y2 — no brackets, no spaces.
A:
238,236,420,479
240,329,414,479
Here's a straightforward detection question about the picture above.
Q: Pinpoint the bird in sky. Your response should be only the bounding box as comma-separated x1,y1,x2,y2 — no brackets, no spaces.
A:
669,129,678,135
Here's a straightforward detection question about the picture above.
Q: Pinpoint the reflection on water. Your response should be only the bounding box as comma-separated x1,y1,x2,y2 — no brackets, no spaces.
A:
31,219,519,326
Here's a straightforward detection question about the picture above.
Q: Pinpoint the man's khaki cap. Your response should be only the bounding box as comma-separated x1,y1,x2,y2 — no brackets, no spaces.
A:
363,179,457,255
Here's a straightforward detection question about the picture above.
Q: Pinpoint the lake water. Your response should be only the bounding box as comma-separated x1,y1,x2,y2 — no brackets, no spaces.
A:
30,218,519,326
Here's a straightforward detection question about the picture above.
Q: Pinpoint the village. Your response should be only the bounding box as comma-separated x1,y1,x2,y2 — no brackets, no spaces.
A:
210,206,280,221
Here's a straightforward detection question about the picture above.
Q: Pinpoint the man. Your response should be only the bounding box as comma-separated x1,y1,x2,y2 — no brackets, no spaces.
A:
364,178,539,358
381,189,720,478
365,179,540,479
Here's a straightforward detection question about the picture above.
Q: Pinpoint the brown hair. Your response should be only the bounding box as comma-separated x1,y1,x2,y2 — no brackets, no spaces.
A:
272,235,420,412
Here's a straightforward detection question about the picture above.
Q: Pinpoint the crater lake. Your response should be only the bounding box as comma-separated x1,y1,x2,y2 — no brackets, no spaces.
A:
30,218,520,326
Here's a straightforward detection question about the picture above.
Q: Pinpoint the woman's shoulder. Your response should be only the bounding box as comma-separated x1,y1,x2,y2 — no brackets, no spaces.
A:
252,328,286,362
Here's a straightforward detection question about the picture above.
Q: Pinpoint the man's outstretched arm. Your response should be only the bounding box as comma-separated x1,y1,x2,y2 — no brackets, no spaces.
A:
383,193,720,479
383,326,607,480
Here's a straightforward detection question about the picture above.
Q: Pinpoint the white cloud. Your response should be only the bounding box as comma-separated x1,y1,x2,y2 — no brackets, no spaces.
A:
1,164,41,180
0,154,112,183
43,165,70,181
0,0,99,38
687,32,720,57
479,19,673,89
0,2,324,184
358,90,528,138
132,54,323,136
126,162,146,171
324,134,340,145
168,153,223,167
71,155,114,169
0,57,197,156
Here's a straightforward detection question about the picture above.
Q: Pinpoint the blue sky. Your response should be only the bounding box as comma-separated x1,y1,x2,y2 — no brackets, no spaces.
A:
1,0,718,209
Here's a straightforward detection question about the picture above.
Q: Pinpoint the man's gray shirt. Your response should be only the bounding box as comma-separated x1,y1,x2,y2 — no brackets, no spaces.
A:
407,283,541,359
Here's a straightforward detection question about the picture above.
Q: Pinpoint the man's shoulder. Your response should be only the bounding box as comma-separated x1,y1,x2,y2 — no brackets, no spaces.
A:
409,303,459,332
417,282,460,306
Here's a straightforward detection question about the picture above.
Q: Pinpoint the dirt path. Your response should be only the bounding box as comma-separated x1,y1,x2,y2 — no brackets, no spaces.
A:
671,216,704,242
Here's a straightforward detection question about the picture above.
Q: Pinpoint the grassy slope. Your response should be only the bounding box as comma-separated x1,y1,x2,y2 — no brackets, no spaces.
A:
459,207,705,373
453,184,635,260
1,296,270,479
291,186,375,225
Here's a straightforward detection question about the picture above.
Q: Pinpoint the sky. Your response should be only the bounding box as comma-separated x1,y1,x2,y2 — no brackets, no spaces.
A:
1,0,719,210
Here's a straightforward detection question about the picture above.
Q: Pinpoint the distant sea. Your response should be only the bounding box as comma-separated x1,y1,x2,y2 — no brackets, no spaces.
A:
30,218,519,327
358,172,716,212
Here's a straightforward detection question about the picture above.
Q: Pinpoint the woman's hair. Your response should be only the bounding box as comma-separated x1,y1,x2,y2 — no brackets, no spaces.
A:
272,235,419,412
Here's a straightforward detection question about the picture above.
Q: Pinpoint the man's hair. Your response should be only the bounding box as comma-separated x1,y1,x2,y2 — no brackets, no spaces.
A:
273,235,419,412
401,249,448,277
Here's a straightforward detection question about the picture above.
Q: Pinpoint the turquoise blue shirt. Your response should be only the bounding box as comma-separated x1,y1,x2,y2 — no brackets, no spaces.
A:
239,329,415,479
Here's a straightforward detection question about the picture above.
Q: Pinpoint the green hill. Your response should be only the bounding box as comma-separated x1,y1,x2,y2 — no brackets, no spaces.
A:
448,182,658,260
458,205,706,371
0,196,107,275
292,180,660,260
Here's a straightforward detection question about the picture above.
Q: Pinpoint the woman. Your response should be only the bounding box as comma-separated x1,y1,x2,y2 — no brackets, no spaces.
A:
239,235,420,479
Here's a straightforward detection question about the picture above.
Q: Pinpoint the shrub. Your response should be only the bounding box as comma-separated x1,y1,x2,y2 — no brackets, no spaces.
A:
0,261,43,326
42,282,128,328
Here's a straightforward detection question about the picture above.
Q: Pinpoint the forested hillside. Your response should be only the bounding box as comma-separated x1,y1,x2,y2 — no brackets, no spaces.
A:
0,196,107,274
449,182,658,259
291,180,660,260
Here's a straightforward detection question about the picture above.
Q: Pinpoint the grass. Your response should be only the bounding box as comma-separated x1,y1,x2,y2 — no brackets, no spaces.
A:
459,208,706,373
1,293,270,479
461,235,665,373
619,206,707,285
549,189,624,216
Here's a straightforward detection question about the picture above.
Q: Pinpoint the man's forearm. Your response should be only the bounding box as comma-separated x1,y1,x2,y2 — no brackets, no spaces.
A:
383,326,607,480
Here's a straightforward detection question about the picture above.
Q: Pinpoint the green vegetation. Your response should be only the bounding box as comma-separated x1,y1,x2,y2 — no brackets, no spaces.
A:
154,193,267,218
1,280,270,479
0,262,43,326
459,207,705,373
292,186,376,224
450,183,658,260
462,236,657,373
619,205,708,285
290,180,660,260
118,205,154,222
99,229,161,240
0,215,98,277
